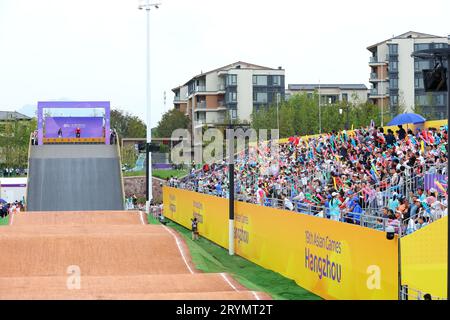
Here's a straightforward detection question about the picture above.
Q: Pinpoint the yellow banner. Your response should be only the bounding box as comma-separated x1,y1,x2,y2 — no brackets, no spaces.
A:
234,201,398,300
401,216,447,299
163,187,229,248
164,187,398,300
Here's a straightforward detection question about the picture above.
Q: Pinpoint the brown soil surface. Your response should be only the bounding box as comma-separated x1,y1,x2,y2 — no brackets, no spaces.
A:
12,211,146,226
0,211,270,300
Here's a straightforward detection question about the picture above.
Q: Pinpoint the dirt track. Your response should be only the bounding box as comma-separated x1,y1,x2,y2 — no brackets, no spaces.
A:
0,211,270,300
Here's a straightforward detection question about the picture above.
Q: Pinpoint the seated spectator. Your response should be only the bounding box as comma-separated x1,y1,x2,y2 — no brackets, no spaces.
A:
282,195,294,211
396,198,409,219
347,196,363,224
416,216,429,230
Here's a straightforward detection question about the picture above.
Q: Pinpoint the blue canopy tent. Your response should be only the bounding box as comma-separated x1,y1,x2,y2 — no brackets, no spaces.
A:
387,113,426,126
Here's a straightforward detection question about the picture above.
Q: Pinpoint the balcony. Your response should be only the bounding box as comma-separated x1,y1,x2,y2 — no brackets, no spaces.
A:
369,88,389,98
217,84,226,92
195,86,206,93
253,99,268,104
370,73,378,81
370,72,389,82
369,56,387,65
195,101,207,110
173,96,184,103
194,119,206,127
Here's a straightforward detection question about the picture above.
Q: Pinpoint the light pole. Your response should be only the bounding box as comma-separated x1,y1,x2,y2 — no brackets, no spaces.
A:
318,81,322,134
138,0,161,214
339,105,349,130
381,63,384,127
276,92,280,133
219,122,250,256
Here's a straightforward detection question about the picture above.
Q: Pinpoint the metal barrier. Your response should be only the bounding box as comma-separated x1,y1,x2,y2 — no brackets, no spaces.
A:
181,161,447,214
400,285,446,300
171,184,396,232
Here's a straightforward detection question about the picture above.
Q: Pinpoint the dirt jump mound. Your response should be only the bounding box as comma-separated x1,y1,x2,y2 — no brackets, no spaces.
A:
0,211,270,300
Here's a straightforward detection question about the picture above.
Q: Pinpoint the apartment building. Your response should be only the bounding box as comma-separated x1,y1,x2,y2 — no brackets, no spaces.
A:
172,61,285,131
367,31,449,119
286,84,368,104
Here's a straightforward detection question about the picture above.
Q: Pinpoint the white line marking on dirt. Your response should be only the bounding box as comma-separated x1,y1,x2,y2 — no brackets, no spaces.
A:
139,211,145,225
9,213,14,226
163,226,194,274
251,291,261,300
221,273,238,292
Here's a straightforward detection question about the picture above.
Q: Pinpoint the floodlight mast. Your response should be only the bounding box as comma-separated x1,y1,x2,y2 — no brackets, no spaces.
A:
138,0,161,214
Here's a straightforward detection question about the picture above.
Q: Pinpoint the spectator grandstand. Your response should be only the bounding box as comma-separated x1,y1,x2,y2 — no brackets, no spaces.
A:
175,124,448,235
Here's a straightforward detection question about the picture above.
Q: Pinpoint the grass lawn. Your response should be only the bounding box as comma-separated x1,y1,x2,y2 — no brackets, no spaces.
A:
0,215,9,226
123,169,188,179
147,213,321,300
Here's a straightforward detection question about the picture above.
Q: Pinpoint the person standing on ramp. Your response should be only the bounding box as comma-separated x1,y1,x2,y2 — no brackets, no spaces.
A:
191,217,199,241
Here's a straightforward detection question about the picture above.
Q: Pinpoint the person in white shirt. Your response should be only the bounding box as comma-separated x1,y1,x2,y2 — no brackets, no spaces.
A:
283,195,294,211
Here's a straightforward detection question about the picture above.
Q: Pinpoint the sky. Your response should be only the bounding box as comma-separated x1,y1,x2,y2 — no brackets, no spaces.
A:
0,0,448,127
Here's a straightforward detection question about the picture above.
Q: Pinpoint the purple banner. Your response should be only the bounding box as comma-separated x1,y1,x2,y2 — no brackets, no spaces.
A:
424,174,447,194
45,117,104,138
0,184,26,188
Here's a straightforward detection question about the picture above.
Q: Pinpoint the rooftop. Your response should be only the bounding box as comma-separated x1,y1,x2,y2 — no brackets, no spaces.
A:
367,31,446,51
173,61,284,91
0,111,32,121
288,84,368,91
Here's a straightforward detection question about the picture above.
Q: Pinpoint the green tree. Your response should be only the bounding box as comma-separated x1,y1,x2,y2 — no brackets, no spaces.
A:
121,144,138,168
154,109,190,138
0,118,37,170
110,109,146,140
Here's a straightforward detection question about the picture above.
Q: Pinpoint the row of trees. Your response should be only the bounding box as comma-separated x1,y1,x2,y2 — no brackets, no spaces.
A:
251,93,396,137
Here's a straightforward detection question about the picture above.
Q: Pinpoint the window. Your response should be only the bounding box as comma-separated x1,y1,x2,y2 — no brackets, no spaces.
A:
229,91,237,102
433,43,447,49
253,92,268,103
435,94,445,105
389,78,398,89
253,75,268,86
388,44,398,55
389,61,398,72
272,75,281,86
415,95,428,106
414,77,424,89
390,95,398,106
196,112,205,121
414,60,430,71
414,43,430,51
227,74,237,86
342,93,348,102
229,110,237,120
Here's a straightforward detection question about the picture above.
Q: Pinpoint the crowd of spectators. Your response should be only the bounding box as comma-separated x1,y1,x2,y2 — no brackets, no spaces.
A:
1,168,27,177
177,124,448,233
